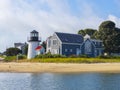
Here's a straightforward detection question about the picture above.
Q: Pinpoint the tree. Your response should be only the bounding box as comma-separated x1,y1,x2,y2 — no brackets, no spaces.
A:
24,45,28,55
5,47,22,56
95,20,120,54
41,41,46,52
78,28,97,38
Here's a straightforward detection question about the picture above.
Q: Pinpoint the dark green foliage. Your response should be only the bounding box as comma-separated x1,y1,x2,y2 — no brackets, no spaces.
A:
24,45,28,55
78,28,97,38
41,41,46,51
78,20,120,54
95,20,120,54
35,53,90,59
69,55,78,58
97,55,120,59
4,55,26,62
35,53,66,58
17,55,27,60
78,55,90,58
69,54,89,58
99,20,115,29
5,47,21,56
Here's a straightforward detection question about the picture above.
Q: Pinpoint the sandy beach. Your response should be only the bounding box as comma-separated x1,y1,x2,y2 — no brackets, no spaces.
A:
0,63,120,73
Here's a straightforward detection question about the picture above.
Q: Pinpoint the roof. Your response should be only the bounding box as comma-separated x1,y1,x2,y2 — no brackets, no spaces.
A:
55,32,83,44
14,43,26,47
84,34,90,39
35,46,43,50
31,30,38,33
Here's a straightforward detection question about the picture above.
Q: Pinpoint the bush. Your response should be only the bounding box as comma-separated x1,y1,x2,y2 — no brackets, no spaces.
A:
5,47,21,56
69,55,77,58
35,53,66,58
69,54,90,58
17,55,27,60
78,54,90,58
97,55,120,59
4,55,27,62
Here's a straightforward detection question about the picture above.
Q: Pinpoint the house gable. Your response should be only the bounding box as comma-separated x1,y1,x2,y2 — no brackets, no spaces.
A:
81,39,96,57
46,33,62,54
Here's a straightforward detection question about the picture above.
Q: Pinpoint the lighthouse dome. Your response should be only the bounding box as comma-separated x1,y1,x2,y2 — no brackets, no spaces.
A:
28,30,40,42
31,30,38,33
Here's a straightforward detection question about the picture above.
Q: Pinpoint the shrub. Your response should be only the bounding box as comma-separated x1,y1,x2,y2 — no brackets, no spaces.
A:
4,56,16,62
97,55,120,59
78,54,90,58
4,55,27,62
69,54,90,58
35,53,66,58
17,55,27,60
5,47,21,56
69,55,77,58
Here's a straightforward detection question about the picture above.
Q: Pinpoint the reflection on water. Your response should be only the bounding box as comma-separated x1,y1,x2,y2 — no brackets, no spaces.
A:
0,73,120,90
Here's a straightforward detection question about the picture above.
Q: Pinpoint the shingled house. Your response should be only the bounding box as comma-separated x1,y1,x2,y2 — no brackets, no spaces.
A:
46,32,103,57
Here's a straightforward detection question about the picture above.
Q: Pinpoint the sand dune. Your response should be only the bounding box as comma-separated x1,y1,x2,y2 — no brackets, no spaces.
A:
0,63,120,73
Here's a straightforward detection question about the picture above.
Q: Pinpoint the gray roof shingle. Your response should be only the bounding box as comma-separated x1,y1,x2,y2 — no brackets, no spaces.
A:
55,32,83,44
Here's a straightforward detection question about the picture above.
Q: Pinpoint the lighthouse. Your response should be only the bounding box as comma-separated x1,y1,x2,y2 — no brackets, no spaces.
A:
27,30,41,59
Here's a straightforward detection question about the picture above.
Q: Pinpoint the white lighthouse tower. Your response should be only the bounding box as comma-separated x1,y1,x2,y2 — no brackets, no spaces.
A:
27,30,41,59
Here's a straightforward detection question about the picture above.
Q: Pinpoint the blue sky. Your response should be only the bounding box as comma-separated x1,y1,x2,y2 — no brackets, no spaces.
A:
0,0,120,52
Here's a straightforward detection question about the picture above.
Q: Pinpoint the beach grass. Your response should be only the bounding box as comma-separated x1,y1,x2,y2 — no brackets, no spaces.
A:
17,57,120,63
3,54,120,63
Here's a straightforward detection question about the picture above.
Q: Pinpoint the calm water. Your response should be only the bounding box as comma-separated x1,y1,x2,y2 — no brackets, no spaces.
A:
0,73,120,90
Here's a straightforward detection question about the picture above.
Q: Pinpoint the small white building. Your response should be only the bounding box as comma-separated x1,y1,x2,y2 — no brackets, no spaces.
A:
14,42,27,54
35,46,45,55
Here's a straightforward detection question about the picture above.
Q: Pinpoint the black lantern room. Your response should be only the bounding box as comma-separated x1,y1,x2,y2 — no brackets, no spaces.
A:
28,30,40,42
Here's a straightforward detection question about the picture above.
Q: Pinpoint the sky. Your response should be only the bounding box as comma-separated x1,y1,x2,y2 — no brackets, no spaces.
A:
0,0,120,52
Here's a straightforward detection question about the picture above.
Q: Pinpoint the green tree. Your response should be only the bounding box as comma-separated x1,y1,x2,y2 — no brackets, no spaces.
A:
41,41,46,51
78,28,97,38
95,20,120,54
24,45,28,55
5,47,21,56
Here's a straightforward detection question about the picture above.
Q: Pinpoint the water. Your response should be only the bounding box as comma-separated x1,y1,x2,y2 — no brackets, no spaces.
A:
0,73,120,90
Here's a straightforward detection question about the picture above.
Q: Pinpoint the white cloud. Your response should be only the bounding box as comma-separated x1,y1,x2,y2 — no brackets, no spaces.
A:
0,0,119,52
108,14,120,27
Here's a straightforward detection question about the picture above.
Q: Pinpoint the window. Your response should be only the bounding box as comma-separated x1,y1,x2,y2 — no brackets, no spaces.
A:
70,49,73,52
100,42,102,46
34,33,38,37
85,41,92,54
53,40,57,45
48,40,51,47
65,49,68,52
94,42,96,45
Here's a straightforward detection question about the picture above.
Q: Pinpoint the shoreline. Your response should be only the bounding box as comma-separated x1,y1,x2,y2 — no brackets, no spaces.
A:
0,63,120,73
